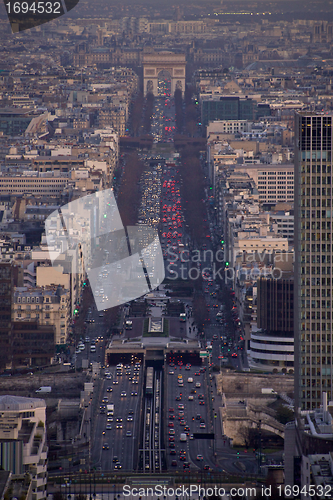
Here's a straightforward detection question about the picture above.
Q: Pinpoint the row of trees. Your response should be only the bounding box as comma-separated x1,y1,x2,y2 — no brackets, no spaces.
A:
178,145,208,245
184,85,199,137
143,92,154,133
174,87,183,132
130,92,144,136
117,150,145,227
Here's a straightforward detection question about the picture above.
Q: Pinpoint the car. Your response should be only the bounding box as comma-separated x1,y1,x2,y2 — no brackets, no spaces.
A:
169,442,175,448
106,386,112,392
169,414,175,420
113,456,119,463
129,409,134,415
183,462,190,469
199,401,205,405
190,434,194,440
169,450,176,455
169,436,175,442
195,382,201,388
169,429,175,435
107,417,113,422
127,416,133,422
114,464,122,469
131,392,138,396
126,430,132,437
169,371,174,375
178,404,184,409
169,407,174,412
113,380,118,385
106,424,112,430
203,465,211,471
171,460,177,466
196,414,201,420
116,424,123,429
116,417,122,422
175,396,182,401
198,394,204,400
102,443,109,450
196,454,204,460
168,422,174,428
200,423,206,428
121,391,127,397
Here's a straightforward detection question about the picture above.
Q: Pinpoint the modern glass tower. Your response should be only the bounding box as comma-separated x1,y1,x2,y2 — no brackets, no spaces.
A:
295,112,333,410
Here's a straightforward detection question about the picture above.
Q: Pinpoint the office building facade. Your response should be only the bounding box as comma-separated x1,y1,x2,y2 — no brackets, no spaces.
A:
295,113,333,410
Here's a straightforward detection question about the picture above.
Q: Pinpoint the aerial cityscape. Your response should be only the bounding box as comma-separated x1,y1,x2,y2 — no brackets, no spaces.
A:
1,0,333,498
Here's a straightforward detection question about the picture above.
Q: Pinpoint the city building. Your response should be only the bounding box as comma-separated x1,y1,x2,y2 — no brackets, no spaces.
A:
13,285,71,345
234,164,294,205
0,395,48,500
0,262,13,372
294,112,333,410
249,274,294,371
284,392,333,494
201,96,257,127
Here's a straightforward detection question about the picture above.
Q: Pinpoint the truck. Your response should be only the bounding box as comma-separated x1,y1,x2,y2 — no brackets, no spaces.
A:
35,386,51,394
107,404,114,414
261,388,277,395
180,433,187,442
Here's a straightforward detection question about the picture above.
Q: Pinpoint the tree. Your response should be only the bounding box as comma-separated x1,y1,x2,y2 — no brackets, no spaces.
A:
276,404,294,425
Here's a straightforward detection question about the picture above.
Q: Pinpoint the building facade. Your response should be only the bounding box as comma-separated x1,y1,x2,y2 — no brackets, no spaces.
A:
250,276,294,371
0,395,48,500
0,263,13,371
295,112,333,410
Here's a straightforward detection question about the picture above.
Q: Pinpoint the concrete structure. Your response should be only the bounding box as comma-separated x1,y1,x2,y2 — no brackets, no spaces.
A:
294,112,333,411
143,52,186,96
284,393,333,495
0,395,48,500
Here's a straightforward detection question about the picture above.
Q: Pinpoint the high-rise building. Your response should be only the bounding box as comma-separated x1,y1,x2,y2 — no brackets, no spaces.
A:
294,112,333,410
0,262,13,371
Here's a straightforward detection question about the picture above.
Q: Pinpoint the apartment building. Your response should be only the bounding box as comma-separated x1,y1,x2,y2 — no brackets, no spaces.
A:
0,395,48,500
13,285,70,345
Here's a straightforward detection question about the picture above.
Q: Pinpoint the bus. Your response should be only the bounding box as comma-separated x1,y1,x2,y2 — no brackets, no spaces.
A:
145,367,154,396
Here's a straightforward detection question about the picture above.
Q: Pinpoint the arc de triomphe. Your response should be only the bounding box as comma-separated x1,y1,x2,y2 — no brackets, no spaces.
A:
143,52,186,96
